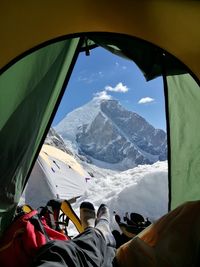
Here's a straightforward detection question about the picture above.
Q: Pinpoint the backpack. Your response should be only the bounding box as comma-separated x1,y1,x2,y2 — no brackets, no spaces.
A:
0,208,69,267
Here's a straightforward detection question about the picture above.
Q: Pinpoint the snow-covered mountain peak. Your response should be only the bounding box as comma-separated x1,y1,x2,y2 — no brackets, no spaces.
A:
55,98,167,170
55,98,120,140
55,98,101,141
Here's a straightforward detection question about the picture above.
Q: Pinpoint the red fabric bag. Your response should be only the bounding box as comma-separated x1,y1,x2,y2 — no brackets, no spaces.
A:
0,210,69,267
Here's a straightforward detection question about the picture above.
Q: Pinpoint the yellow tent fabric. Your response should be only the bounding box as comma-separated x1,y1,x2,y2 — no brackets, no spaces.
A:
116,200,200,267
22,144,88,209
1,1,200,80
41,144,87,177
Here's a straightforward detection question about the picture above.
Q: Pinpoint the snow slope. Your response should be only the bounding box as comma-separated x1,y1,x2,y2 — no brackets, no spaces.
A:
68,160,168,236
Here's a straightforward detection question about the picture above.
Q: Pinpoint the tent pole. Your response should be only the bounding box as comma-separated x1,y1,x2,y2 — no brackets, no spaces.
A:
161,52,172,212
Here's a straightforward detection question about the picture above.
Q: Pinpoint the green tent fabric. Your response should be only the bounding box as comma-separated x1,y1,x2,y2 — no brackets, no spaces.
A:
167,74,200,209
0,38,80,235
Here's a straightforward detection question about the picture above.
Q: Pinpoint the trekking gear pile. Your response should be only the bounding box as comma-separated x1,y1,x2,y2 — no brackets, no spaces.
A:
0,200,81,267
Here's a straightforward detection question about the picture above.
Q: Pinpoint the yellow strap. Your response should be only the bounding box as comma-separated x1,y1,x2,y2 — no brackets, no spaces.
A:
61,201,84,233
22,204,33,213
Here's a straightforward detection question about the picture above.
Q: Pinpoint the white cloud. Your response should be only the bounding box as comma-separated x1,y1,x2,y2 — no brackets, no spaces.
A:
105,82,129,93
78,76,88,82
138,97,155,104
93,90,112,100
78,71,104,84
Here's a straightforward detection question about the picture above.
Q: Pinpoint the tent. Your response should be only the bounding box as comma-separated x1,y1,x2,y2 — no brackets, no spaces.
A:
20,144,88,209
0,1,200,236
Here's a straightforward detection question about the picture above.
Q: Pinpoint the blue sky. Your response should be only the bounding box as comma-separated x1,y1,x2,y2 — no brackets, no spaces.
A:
52,47,166,131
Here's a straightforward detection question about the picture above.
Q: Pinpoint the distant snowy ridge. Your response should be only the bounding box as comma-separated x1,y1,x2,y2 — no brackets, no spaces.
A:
55,98,167,170
45,127,74,155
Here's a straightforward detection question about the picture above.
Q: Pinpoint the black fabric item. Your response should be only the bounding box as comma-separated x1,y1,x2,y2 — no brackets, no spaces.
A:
31,228,116,267
80,202,95,210
29,215,50,242
87,34,187,81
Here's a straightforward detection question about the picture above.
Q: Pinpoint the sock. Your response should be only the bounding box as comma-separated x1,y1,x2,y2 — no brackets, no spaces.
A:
95,204,116,247
80,202,96,230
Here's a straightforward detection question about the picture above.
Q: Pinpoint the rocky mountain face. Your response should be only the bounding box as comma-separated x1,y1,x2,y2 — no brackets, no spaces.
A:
54,99,167,170
45,127,73,156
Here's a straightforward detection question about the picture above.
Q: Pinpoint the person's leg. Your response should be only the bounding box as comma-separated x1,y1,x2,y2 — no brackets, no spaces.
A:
79,202,116,247
95,204,116,247
31,202,116,267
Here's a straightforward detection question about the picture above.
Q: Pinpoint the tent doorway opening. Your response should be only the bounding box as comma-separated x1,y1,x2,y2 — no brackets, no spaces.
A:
21,35,168,237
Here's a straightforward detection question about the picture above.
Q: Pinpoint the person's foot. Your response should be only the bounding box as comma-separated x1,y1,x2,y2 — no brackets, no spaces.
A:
80,202,96,230
95,204,116,247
